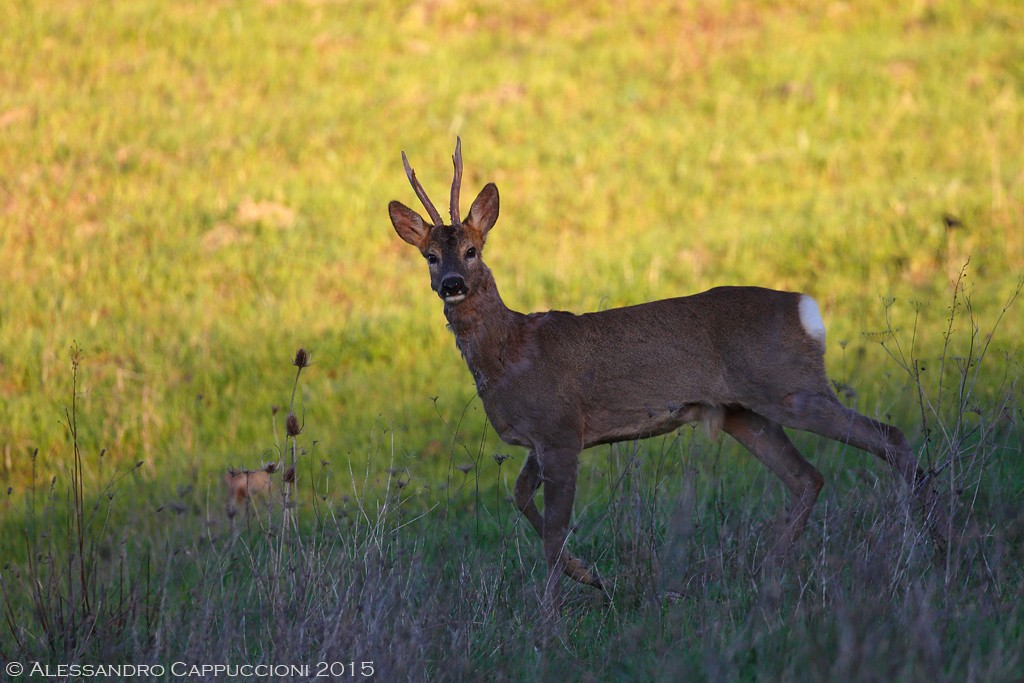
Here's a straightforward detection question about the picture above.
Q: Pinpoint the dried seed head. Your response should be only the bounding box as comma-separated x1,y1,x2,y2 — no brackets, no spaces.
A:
263,461,279,474
455,463,474,474
271,405,280,415
292,348,311,368
284,466,296,483
492,453,510,466
286,413,302,437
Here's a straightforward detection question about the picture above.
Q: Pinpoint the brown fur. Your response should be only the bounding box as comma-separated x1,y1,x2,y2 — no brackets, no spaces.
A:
224,468,271,518
389,142,950,615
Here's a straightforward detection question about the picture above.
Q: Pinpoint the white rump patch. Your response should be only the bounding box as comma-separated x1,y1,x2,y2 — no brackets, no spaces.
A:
798,295,826,347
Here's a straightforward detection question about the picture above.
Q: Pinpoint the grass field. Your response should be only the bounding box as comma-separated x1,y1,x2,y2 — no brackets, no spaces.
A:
1,0,1023,680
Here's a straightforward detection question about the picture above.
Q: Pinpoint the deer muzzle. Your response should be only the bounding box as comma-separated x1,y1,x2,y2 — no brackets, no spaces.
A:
439,275,468,303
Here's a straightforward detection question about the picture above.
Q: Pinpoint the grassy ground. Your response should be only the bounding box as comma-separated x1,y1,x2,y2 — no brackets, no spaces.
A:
1,0,1022,680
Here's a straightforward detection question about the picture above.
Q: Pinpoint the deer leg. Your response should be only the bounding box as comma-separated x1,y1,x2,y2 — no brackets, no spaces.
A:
513,451,603,590
723,407,824,560
538,447,580,618
770,392,950,545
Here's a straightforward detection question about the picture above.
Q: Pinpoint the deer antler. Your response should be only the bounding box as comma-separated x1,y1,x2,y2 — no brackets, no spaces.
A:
402,150,444,227
449,137,463,225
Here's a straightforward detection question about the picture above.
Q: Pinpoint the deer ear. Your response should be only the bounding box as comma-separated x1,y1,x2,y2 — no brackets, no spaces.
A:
465,183,499,241
389,201,430,250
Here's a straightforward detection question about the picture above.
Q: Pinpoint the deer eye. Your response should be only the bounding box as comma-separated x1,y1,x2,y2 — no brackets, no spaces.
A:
465,247,477,260
425,253,439,266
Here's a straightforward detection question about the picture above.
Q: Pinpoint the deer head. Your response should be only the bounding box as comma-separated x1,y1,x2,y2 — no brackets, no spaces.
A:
388,138,500,305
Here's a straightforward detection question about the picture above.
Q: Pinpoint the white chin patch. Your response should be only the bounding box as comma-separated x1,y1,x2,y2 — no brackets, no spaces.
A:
444,294,467,304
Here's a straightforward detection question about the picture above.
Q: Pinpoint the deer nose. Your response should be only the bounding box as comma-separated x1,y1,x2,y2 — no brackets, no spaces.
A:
439,275,468,300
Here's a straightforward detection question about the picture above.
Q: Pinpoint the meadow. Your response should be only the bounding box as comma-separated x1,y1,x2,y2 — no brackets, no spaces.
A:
1,0,1022,680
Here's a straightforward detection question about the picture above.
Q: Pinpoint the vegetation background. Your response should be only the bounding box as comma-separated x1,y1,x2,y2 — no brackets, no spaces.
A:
1,0,1021,680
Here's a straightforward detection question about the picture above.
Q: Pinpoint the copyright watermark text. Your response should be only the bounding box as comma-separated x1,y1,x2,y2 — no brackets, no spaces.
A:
5,660,375,679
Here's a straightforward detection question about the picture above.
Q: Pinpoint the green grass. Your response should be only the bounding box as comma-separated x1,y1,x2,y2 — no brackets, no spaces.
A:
1,0,1022,679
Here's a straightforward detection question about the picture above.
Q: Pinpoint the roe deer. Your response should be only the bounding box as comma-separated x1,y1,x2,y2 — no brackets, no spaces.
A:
225,467,272,518
388,138,950,612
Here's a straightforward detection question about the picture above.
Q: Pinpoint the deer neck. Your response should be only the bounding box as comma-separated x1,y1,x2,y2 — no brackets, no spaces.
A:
444,271,520,392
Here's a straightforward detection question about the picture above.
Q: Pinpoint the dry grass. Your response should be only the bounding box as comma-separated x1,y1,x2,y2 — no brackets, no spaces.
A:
2,290,1022,680
1,1,1022,678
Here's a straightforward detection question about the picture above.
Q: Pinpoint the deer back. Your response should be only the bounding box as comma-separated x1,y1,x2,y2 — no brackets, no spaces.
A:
473,287,831,450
